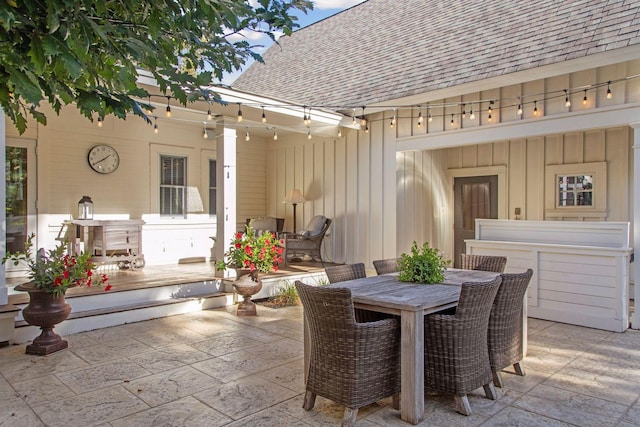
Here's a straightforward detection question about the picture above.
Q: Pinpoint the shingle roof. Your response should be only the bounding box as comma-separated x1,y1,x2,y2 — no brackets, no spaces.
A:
233,0,640,109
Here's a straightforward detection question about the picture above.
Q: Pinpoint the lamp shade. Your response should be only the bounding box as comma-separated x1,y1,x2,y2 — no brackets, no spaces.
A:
186,186,204,213
283,188,305,204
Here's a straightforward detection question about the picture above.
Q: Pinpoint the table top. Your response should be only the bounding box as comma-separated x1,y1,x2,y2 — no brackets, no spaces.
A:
326,268,499,313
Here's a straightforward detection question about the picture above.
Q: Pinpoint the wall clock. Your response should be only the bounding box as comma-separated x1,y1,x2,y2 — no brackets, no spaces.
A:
88,144,120,174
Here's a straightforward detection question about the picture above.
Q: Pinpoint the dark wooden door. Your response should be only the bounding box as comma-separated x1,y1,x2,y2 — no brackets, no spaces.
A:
453,175,498,267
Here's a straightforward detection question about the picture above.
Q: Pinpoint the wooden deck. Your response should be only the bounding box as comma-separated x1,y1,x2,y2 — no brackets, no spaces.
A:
7,260,332,305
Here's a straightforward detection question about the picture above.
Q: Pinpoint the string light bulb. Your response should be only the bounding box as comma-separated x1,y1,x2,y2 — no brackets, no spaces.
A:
338,128,342,137
462,104,466,119
607,81,612,99
470,105,475,120
207,107,212,121
273,130,278,141
307,128,312,139
165,96,172,117
202,123,208,139
352,109,357,126
245,128,250,142
360,107,367,127
237,103,243,122
583,90,588,105
153,116,159,134
417,106,423,127
533,100,539,116
450,114,455,127
365,124,369,133
390,109,396,128
428,108,433,122
97,116,103,128
488,100,493,115
517,98,523,115
564,89,571,107
261,106,267,123
303,106,310,126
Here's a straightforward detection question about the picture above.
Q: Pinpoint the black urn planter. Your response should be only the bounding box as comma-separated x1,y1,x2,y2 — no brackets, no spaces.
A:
15,283,71,355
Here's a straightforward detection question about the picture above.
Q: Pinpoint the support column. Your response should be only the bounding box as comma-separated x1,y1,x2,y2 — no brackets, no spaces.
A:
215,119,237,279
631,122,640,329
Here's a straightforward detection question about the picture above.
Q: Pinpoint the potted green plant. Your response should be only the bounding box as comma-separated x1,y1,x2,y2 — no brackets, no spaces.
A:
398,241,451,284
3,234,111,355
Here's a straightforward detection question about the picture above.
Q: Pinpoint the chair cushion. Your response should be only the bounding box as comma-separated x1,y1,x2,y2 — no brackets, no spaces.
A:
250,217,277,235
305,215,327,237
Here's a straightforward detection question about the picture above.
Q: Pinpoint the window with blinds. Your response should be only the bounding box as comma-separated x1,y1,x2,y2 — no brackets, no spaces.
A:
160,155,186,216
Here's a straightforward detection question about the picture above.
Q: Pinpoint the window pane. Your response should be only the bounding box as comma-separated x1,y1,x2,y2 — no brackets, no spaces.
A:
160,155,186,216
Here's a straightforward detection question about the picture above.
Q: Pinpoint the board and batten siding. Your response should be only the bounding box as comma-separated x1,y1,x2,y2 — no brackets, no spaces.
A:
265,119,398,267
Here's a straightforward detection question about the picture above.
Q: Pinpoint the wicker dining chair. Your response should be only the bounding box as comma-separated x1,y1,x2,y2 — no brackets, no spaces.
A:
325,263,366,283
460,254,507,273
424,276,502,416
372,258,400,275
295,281,401,427
324,263,386,322
488,269,534,388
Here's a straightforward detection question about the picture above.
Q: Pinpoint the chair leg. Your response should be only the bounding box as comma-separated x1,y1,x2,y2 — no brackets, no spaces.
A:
392,393,400,410
342,407,359,427
455,395,472,416
483,382,498,400
514,362,526,376
493,370,504,388
303,391,316,410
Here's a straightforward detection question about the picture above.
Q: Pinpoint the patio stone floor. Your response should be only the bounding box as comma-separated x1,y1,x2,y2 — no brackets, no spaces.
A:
1,304,639,426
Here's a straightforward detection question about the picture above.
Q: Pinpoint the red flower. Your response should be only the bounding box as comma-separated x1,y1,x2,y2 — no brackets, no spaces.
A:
104,284,112,291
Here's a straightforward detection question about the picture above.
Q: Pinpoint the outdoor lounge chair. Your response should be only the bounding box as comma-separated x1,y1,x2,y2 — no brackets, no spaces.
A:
372,258,400,275
460,254,507,273
295,281,401,427
488,269,534,388
424,276,502,415
283,215,331,264
246,217,284,236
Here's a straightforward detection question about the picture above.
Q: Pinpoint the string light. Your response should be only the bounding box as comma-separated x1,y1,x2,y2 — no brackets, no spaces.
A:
564,89,571,107
153,116,159,134
517,98,523,115
245,128,250,141
583,90,588,105
352,109,357,126
307,128,312,139
273,130,278,140
390,108,396,128
607,81,612,99
428,107,433,122
303,106,310,126
470,104,475,120
365,124,369,133
261,106,267,123
417,106,423,127
360,106,367,127
450,114,455,127
462,104,466,119
338,128,342,137
202,123,208,139
97,116,103,128
165,96,172,117
488,100,493,115
533,100,539,116
207,106,212,121
237,103,243,122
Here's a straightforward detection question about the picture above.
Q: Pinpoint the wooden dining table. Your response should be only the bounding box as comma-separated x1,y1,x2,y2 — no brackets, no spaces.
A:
305,268,500,425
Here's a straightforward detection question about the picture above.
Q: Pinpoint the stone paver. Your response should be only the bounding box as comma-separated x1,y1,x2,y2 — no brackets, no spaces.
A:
1,305,639,426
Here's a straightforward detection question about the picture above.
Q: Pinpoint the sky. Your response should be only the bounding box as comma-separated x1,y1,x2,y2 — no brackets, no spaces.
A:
220,0,366,85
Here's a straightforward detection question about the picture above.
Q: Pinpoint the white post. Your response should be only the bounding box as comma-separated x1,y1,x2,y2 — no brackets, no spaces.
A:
631,122,640,329
215,119,237,279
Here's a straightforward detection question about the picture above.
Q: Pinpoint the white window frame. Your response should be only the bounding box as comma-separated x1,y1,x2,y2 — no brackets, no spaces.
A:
544,162,607,219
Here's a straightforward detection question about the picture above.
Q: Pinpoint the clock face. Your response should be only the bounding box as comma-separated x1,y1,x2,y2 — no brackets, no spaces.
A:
88,145,120,174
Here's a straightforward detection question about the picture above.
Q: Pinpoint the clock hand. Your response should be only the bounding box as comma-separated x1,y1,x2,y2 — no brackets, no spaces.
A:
93,154,111,165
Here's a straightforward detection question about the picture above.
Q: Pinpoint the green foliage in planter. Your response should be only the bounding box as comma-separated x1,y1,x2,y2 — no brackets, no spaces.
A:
268,281,299,307
398,241,450,284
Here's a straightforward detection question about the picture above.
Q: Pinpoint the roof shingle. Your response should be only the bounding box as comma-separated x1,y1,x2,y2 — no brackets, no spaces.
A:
233,0,640,109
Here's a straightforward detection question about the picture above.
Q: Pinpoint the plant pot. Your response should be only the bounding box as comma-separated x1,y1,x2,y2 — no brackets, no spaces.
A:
232,269,262,316
15,283,71,355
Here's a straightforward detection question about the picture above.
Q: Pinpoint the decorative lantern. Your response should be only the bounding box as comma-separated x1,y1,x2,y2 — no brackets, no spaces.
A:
78,196,94,220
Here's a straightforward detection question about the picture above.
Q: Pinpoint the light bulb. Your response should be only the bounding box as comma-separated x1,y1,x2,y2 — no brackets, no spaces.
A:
154,125,159,134
607,81,612,99
428,112,433,122
97,116,103,128
450,114,455,127
462,104,466,119
517,104,523,115
361,117,367,127
564,90,571,107
417,111,423,126
470,110,475,120
533,101,539,116
165,97,171,117
583,90,588,105
203,129,208,139
365,124,369,133
273,131,278,141
261,107,267,123
237,104,243,122
307,129,312,139
207,108,212,121
338,128,342,137
488,113,492,122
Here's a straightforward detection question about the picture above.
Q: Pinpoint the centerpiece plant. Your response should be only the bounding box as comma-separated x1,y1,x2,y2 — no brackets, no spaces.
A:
398,241,451,284
216,225,284,281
